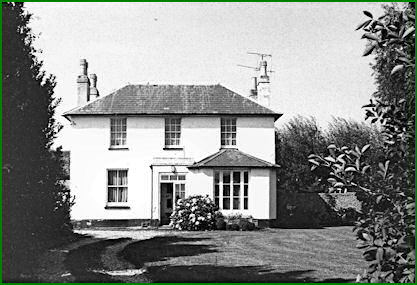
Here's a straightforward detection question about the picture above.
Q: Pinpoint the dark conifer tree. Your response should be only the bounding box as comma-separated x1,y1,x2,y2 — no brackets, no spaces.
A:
2,2,72,280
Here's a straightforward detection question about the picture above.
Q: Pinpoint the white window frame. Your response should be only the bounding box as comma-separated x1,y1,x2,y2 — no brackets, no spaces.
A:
164,118,182,148
110,117,127,148
220,118,237,147
214,170,249,211
160,173,187,206
106,169,128,206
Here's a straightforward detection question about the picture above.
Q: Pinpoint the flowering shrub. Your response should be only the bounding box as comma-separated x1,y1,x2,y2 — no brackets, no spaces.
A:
169,195,220,231
215,216,226,230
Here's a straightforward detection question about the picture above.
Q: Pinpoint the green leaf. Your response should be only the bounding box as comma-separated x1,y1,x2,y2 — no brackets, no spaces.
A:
363,43,377,56
327,144,336,150
361,144,370,153
361,33,379,41
376,248,383,262
336,154,346,164
355,19,372,31
327,178,337,184
398,57,411,63
391,64,404,75
374,239,383,247
355,145,361,155
384,160,390,171
333,182,344,188
355,159,360,170
378,162,385,172
363,11,373,18
345,167,357,172
362,103,375,108
361,165,370,174
402,27,415,38
308,159,319,166
324,156,336,163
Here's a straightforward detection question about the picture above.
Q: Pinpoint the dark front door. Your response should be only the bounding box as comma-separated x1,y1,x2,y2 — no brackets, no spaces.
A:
160,183,174,225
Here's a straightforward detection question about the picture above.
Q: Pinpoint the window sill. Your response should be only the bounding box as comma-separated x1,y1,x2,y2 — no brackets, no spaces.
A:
108,146,129,151
105,205,131,209
163,146,184,150
220,145,238,149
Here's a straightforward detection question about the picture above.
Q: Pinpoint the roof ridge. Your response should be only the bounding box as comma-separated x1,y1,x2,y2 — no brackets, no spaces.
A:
63,84,282,119
131,84,220,87
218,85,278,114
192,148,227,166
189,148,280,169
236,149,280,168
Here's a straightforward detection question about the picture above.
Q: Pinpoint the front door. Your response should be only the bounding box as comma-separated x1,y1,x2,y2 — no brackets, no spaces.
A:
160,183,174,225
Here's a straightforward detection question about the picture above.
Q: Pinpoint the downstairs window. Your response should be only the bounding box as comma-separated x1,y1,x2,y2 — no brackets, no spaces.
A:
214,170,248,210
107,169,128,203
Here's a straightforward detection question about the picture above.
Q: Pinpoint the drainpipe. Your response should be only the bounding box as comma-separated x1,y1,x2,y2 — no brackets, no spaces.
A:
150,165,153,226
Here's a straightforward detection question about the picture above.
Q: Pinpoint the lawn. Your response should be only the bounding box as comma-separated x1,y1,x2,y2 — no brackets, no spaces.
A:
33,226,365,283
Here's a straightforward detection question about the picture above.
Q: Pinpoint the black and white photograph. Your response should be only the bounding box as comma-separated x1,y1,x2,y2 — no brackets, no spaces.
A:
2,2,415,283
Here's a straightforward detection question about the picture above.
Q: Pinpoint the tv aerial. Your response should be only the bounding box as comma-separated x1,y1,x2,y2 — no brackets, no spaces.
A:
237,52,274,74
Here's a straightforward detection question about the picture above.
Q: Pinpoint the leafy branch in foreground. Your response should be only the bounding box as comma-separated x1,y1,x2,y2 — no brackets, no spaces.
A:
309,3,414,283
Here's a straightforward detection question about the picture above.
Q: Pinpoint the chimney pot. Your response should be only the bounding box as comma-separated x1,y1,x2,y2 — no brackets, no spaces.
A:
89,73,99,99
80,59,88,76
77,59,90,106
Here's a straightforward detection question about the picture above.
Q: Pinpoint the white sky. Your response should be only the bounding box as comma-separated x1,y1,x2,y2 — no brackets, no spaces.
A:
25,2,385,149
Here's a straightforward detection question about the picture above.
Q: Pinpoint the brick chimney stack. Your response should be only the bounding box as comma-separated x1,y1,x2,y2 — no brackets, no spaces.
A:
77,59,90,106
89,73,99,100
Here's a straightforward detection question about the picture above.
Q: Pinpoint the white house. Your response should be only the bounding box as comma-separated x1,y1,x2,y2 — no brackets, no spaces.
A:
64,59,282,227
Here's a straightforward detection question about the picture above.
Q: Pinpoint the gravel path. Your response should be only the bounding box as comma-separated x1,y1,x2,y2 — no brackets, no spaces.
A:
75,228,174,240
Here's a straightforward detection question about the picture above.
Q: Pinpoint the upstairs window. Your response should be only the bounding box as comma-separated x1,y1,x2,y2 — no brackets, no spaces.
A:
110,118,127,147
107,169,128,203
165,118,181,147
221,118,236,147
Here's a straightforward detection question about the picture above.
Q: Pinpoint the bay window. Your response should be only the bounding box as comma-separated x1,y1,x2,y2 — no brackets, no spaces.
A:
214,170,249,210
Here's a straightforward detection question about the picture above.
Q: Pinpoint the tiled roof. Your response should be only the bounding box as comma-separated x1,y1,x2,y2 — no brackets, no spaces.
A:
64,84,281,119
188,148,280,169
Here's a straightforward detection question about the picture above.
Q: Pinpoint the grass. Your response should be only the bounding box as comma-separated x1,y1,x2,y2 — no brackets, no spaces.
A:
25,226,365,283
118,226,364,282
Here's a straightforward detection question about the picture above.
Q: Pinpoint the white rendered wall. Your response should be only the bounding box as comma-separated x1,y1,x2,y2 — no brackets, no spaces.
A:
238,117,275,163
68,115,276,220
248,169,274,219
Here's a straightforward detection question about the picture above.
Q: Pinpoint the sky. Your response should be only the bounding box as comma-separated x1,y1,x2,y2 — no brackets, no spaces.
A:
25,2,386,149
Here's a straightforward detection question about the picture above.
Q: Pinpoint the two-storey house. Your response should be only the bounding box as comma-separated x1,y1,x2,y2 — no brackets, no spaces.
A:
64,59,282,227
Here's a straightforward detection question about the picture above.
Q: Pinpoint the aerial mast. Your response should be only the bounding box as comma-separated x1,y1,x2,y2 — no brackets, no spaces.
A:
238,52,273,107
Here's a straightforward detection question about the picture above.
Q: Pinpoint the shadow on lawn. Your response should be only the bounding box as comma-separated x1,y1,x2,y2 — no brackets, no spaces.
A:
120,236,215,266
120,235,353,283
65,237,132,283
144,265,353,283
